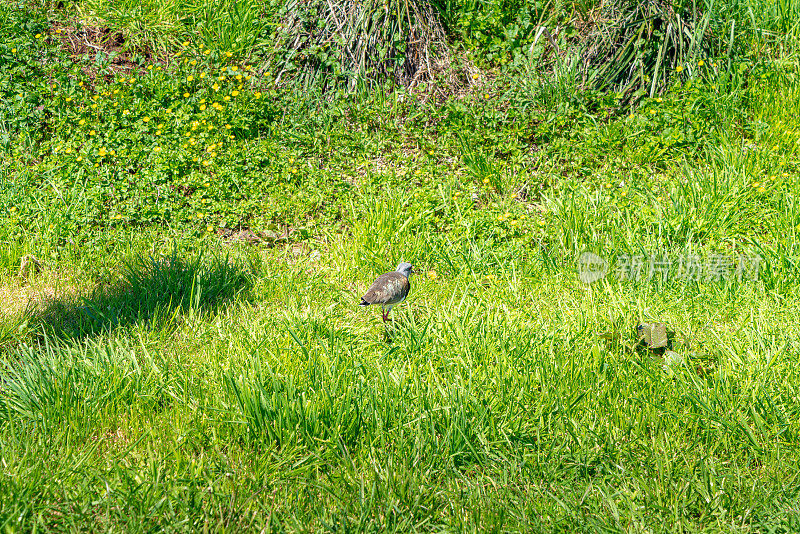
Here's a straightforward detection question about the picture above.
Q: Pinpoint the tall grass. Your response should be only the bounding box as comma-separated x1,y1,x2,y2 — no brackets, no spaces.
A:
269,0,448,91
2,0,800,530
184,0,276,58
79,0,185,53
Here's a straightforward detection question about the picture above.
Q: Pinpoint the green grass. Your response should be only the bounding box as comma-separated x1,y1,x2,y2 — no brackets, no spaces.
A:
2,0,800,531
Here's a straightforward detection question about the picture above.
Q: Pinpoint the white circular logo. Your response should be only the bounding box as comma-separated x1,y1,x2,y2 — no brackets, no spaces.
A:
578,252,608,284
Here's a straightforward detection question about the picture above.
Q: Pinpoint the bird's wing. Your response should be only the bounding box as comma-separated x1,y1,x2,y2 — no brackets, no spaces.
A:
361,272,410,305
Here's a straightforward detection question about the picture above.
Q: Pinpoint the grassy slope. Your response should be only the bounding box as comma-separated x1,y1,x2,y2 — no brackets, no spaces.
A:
2,0,800,532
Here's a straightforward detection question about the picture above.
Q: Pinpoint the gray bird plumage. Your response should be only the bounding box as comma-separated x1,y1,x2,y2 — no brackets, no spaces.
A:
360,263,413,321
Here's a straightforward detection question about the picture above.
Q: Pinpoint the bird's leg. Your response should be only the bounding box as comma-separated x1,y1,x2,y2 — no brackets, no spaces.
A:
381,306,387,322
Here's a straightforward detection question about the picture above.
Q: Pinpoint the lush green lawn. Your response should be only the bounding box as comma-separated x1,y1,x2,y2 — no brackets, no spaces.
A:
2,0,800,531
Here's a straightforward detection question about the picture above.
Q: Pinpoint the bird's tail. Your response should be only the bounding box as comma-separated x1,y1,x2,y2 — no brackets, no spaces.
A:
359,298,370,306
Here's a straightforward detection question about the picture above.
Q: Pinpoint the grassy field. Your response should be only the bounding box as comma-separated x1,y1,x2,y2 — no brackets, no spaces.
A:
2,0,800,531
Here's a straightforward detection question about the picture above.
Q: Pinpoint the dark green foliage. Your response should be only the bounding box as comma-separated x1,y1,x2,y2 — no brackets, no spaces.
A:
1,0,800,531
431,0,550,63
0,4,57,146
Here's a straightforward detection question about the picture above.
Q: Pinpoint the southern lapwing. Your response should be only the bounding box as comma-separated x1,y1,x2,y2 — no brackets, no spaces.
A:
360,262,413,322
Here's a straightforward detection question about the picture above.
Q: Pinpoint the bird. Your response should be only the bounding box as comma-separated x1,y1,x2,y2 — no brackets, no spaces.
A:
360,262,414,322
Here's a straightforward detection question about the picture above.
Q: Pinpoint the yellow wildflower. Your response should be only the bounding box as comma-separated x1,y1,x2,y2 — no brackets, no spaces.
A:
231,90,239,96
187,75,194,81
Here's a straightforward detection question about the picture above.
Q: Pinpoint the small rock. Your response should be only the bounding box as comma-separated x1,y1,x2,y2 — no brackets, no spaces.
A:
637,322,668,349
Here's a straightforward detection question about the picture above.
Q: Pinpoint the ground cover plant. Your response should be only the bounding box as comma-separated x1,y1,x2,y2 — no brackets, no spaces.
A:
2,0,800,531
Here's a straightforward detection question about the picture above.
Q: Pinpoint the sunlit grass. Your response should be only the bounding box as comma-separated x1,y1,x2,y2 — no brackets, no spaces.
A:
2,0,800,531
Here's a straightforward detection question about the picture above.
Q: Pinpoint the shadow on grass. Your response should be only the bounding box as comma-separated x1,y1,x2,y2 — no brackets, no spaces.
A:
31,249,254,340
